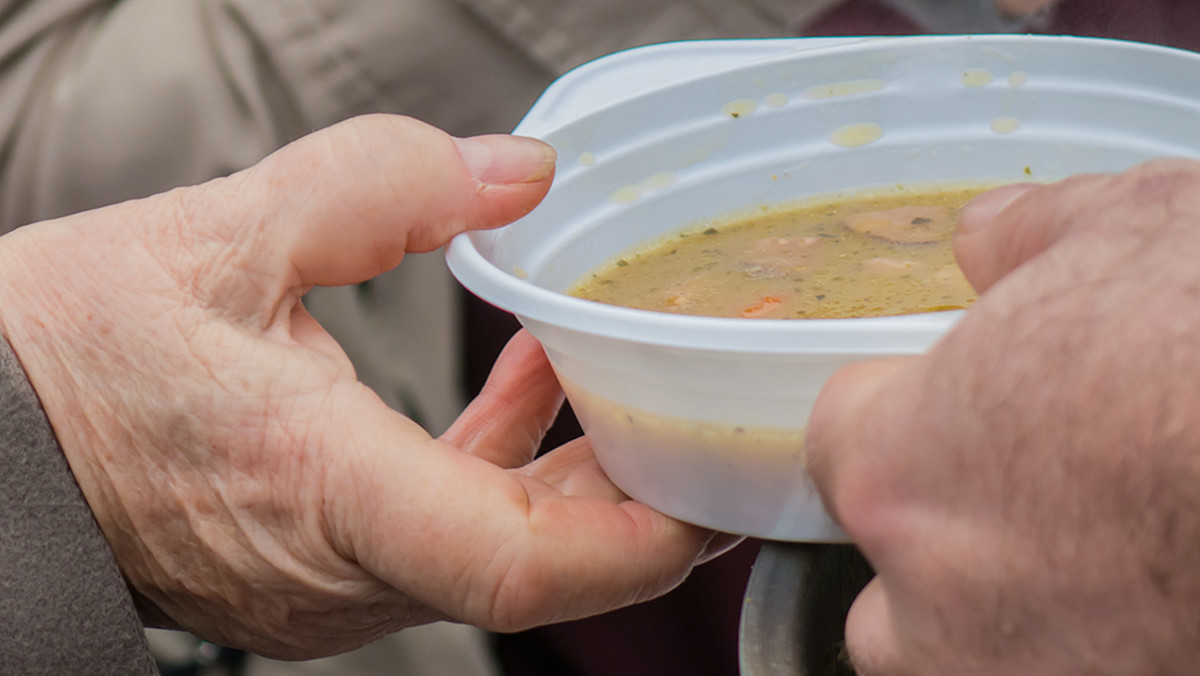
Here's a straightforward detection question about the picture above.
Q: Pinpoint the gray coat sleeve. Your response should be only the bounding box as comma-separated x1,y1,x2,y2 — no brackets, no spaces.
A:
0,334,156,675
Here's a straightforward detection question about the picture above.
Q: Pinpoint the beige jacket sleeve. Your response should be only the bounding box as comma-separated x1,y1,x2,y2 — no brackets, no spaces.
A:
0,0,554,226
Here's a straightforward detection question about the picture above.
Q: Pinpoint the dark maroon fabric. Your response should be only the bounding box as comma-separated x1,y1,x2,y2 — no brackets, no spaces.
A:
804,0,1200,53
1046,0,1200,52
492,541,763,676
481,3,1200,675
805,0,922,36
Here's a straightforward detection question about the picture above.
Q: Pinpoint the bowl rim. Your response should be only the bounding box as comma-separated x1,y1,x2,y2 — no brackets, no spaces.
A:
445,33,1200,355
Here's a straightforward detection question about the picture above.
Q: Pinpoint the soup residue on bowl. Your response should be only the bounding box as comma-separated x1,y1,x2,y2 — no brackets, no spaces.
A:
569,184,991,319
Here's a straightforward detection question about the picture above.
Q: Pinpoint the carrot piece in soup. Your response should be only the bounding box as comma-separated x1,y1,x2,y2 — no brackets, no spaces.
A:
845,205,954,244
740,295,784,318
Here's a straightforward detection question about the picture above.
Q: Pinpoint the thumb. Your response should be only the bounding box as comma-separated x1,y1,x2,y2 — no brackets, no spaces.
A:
954,160,1200,295
183,114,555,303
952,174,1111,294
805,357,914,546
952,182,1047,294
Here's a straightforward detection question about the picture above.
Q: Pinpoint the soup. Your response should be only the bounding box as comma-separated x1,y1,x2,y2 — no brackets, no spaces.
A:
569,185,989,319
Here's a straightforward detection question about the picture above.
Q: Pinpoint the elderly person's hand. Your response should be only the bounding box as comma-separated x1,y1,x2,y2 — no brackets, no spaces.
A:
807,159,1200,675
0,114,720,659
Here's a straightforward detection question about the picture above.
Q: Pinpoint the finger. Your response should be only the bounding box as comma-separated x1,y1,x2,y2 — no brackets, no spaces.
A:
843,577,905,676
518,437,743,565
439,330,566,468
276,119,554,285
952,182,1046,294
954,176,1138,294
955,159,1200,295
516,436,626,501
955,176,1115,294
470,490,710,630
805,357,913,546
186,114,554,294
505,437,715,625
330,400,709,630
697,533,746,564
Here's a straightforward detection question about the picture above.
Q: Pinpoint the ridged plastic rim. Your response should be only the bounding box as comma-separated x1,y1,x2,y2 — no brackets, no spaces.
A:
445,35,1200,355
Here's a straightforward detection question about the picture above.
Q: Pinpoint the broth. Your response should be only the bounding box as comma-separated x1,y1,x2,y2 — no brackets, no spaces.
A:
569,185,989,319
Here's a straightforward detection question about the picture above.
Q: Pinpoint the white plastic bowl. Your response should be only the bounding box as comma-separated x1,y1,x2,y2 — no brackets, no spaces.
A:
447,35,1200,541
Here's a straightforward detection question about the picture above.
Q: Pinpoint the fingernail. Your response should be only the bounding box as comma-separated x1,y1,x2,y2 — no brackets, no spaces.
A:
453,135,556,185
959,183,1036,232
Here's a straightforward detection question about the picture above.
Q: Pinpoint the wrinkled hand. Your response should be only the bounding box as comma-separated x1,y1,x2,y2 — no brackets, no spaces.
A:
0,114,718,659
807,159,1200,675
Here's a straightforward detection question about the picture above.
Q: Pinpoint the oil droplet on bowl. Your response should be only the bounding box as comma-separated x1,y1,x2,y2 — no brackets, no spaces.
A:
513,266,528,280
645,172,676,190
830,122,884,148
1008,71,1028,89
991,116,1021,134
764,92,789,108
606,171,679,205
962,68,994,88
679,141,721,168
578,152,596,166
610,185,642,204
803,79,886,100
722,99,758,119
